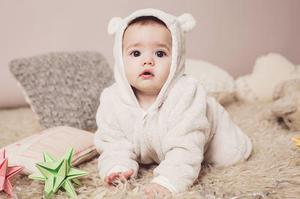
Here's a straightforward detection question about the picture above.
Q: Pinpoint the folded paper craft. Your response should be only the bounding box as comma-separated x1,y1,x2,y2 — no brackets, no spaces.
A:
29,148,87,198
0,149,23,197
292,137,300,148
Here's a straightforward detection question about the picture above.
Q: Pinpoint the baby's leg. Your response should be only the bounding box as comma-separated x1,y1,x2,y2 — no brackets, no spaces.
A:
204,97,252,166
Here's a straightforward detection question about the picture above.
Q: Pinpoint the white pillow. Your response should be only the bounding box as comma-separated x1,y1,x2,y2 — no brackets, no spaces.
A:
185,59,236,105
235,53,300,102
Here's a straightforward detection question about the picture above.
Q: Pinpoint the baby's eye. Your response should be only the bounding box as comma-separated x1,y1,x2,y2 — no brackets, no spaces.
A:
155,50,167,58
130,50,141,57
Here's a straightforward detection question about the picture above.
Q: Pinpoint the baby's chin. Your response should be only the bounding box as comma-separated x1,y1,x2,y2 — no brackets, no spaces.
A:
133,85,162,95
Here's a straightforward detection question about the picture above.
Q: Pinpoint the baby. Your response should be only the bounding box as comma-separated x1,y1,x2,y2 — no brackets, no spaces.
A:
94,8,252,198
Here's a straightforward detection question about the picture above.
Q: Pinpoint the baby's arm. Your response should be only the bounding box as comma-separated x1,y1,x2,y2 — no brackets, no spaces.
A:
152,131,206,193
150,78,209,194
141,133,205,198
94,89,139,183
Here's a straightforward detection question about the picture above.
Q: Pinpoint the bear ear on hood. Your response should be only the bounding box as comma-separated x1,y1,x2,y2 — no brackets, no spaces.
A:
108,17,123,35
177,13,196,33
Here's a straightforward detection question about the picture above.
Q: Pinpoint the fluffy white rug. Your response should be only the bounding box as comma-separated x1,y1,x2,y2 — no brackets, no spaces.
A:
0,101,299,199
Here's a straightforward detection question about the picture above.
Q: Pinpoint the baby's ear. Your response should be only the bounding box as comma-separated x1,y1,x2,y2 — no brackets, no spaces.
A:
177,13,196,33
108,17,123,35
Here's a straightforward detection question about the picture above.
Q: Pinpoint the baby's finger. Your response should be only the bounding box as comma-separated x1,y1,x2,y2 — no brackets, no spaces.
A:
122,169,134,179
106,173,120,184
104,175,111,183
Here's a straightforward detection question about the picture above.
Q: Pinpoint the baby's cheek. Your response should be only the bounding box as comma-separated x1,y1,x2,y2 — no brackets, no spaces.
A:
159,68,170,83
124,67,135,80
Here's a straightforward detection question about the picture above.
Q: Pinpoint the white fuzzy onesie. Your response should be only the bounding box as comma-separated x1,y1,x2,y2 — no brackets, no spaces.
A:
94,8,252,193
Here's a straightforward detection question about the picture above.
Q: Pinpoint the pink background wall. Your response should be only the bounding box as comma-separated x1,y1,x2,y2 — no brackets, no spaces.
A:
0,0,299,107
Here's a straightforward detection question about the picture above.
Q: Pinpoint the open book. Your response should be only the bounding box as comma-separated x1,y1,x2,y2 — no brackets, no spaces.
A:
1,126,98,174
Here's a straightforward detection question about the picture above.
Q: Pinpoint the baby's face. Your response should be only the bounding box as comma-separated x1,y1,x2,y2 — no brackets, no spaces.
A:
122,22,172,96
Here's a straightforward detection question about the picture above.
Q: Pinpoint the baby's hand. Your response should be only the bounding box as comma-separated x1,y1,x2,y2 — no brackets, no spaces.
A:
143,183,172,199
105,169,134,185
104,169,134,185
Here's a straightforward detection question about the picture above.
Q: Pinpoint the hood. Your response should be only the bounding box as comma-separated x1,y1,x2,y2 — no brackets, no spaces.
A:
108,8,196,112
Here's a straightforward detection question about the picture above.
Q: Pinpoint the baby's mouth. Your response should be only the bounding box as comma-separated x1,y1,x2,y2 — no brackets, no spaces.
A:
139,70,154,79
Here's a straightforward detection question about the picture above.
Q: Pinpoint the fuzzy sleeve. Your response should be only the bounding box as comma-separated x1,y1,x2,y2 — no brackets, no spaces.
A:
152,78,210,193
94,88,139,180
152,131,206,193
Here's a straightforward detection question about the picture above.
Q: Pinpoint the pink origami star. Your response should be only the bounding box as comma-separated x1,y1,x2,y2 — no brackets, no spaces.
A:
0,149,23,197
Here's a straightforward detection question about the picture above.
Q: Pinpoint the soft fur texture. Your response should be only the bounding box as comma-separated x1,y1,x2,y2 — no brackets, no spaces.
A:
95,8,251,194
271,78,300,131
185,59,236,105
0,102,299,198
94,76,252,193
236,53,300,102
9,51,113,131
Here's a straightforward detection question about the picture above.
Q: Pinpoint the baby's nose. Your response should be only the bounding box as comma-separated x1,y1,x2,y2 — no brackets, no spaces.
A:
143,56,154,66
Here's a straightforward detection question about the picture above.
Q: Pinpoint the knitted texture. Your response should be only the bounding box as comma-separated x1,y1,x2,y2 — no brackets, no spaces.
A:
10,51,113,131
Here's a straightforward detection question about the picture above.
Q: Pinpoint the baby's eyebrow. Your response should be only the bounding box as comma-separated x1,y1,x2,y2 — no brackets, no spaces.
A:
125,43,141,50
156,43,171,51
123,43,140,52
125,42,171,52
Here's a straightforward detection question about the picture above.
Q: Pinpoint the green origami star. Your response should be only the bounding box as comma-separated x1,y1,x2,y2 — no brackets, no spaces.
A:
29,148,87,198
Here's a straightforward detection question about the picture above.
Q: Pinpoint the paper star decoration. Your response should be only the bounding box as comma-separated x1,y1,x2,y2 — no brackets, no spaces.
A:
292,136,300,148
29,148,87,198
0,149,23,197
